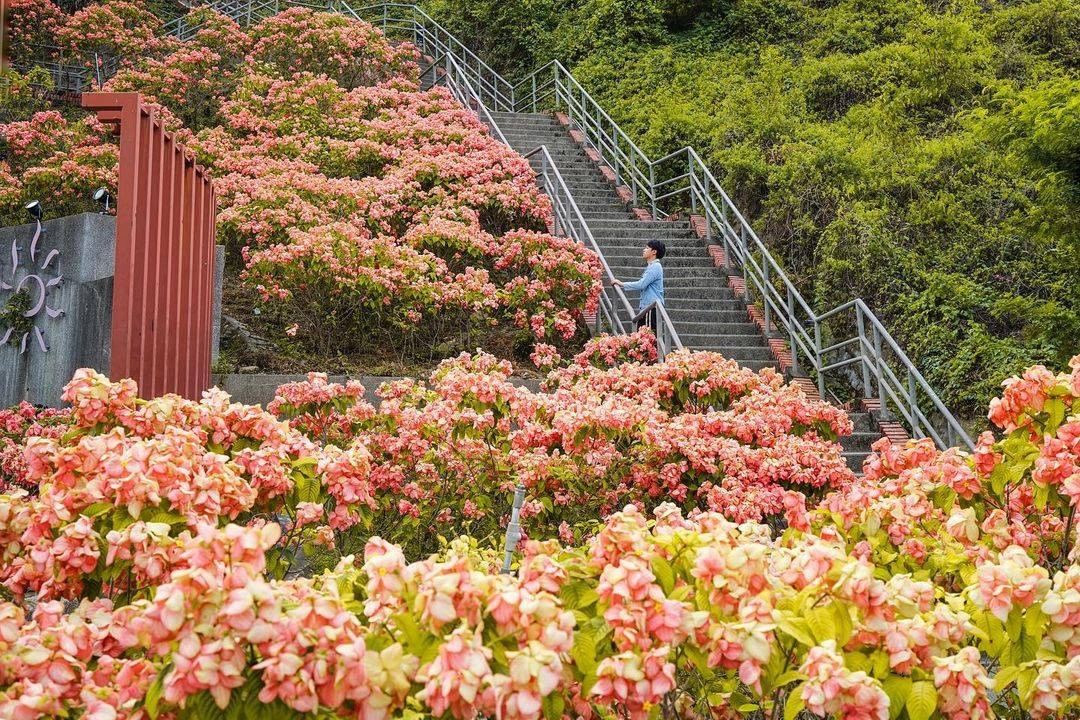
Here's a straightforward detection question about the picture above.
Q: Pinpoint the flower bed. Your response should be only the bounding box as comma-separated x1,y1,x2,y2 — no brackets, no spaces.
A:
0,354,1079,717
0,1,602,356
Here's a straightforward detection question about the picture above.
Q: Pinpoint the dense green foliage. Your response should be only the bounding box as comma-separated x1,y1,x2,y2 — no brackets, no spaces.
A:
424,0,1080,417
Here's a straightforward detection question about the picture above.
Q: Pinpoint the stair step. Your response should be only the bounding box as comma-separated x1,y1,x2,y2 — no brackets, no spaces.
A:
679,345,777,361
676,333,767,347
665,309,752,322
838,431,883,452
842,452,868,472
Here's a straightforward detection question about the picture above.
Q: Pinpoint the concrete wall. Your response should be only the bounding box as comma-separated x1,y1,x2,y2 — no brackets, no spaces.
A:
1,213,115,406
1,213,226,407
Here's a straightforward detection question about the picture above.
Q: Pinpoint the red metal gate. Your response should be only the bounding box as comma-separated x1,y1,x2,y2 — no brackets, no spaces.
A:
83,92,217,400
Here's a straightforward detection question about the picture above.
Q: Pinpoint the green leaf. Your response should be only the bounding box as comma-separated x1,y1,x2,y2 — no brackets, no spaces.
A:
144,509,185,526
845,652,871,673
684,643,711,675
784,686,805,720
1006,608,1024,641
392,612,428,656
651,556,675,594
872,650,891,677
84,501,113,517
806,605,837,645
1024,607,1047,637
993,665,1020,693
542,693,565,720
144,667,167,719
882,675,911,720
832,603,854,647
1017,667,1037,704
906,681,937,720
1033,482,1051,511
570,624,599,678
296,474,321,503
777,615,815,647
1045,398,1066,434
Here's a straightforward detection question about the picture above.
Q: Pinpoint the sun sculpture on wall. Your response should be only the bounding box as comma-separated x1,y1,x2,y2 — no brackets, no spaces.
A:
0,202,64,353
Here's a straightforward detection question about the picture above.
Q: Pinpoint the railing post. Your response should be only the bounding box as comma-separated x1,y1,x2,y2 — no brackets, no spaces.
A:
873,328,892,421
855,309,873,399
814,320,825,398
689,157,697,217
762,262,773,336
531,74,537,113
907,370,920,438
649,163,657,218
382,3,388,31
787,286,800,376
612,123,622,186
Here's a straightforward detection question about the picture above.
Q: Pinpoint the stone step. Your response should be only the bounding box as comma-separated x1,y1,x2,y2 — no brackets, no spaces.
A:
676,333,767,348
664,308,752,323
842,452,868,473
659,286,737,300
587,219,692,230
608,267,721,279
839,431,883,452
669,320,761,335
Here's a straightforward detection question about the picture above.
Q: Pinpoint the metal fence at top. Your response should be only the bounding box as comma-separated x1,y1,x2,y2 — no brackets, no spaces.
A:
10,44,119,94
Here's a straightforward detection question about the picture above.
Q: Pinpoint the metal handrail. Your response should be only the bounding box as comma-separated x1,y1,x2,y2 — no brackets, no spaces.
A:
496,39,973,449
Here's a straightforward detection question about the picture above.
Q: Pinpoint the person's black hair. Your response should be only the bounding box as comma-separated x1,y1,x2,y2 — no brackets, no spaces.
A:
647,239,666,259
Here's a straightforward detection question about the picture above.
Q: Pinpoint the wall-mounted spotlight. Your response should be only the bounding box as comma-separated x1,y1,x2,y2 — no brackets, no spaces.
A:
24,200,43,221
93,187,112,214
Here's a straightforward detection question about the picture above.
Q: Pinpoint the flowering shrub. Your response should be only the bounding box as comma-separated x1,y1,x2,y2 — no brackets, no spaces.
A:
55,0,173,62
247,6,416,89
3,499,1080,719
0,3,602,352
1,357,1080,718
556,326,659,369
261,348,853,559
0,403,69,493
0,110,118,225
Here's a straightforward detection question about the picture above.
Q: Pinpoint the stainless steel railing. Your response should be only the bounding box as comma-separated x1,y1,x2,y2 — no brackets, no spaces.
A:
503,58,971,449
53,0,959,444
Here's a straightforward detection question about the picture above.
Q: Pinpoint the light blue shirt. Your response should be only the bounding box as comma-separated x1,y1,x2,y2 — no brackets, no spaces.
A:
622,260,664,312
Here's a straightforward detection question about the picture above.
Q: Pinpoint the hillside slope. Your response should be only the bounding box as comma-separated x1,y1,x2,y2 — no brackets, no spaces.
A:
425,0,1080,418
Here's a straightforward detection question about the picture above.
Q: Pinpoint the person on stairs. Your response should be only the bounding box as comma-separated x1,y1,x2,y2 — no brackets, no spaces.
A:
613,240,666,332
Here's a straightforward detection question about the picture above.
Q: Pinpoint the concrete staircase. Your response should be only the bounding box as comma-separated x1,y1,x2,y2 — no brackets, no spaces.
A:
489,111,882,472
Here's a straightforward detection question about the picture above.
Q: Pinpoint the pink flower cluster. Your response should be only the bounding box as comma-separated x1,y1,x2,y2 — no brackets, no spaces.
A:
0,402,69,493
0,369,315,602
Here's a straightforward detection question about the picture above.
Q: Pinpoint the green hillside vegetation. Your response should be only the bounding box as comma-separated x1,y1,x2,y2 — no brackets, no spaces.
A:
425,0,1080,418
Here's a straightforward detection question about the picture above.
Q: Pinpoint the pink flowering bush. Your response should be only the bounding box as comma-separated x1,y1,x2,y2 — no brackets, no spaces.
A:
0,110,118,225
2,499,1080,719
0,403,69,493
0,3,601,359
260,349,854,558
0,357,1079,717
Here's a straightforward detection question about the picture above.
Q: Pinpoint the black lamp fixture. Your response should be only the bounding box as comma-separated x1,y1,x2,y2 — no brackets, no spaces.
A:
24,200,43,221
93,187,112,214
